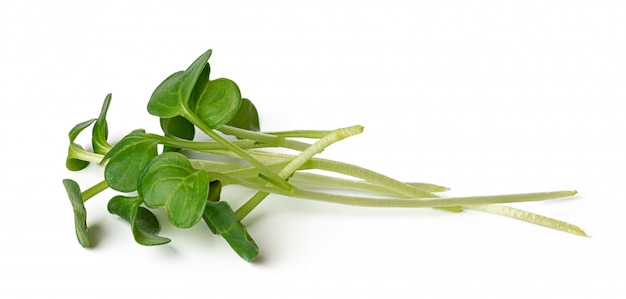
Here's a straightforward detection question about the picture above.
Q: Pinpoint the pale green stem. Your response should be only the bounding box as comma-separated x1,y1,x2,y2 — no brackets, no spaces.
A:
218,125,312,151
146,133,269,151
81,180,109,202
289,190,578,208
185,112,293,191
69,146,105,164
261,129,334,139
465,204,588,237
234,125,365,220
205,171,578,210
220,150,440,198
288,172,448,195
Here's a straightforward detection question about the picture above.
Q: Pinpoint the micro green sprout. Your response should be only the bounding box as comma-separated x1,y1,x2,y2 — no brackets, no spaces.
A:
63,49,587,261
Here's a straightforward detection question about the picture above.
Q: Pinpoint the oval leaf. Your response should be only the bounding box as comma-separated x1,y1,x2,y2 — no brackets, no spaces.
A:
147,71,186,118
103,130,158,192
138,152,209,228
189,77,242,129
107,195,171,246
62,179,90,248
203,201,259,262
226,98,260,132
147,49,213,118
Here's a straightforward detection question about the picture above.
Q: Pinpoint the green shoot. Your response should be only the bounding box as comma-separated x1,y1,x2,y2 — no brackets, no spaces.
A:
62,48,587,262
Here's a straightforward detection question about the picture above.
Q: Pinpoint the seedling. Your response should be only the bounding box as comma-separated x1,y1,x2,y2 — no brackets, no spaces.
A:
63,49,586,261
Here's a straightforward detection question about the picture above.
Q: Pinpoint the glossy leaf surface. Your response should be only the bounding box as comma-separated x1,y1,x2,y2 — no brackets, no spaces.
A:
103,129,158,192
107,195,171,246
138,152,209,228
62,179,89,247
203,201,259,262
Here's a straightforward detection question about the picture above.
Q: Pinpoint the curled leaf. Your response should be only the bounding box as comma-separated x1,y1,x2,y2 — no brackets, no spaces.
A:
203,201,259,262
66,119,96,171
108,195,171,246
226,98,260,132
62,179,90,248
92,93,113,155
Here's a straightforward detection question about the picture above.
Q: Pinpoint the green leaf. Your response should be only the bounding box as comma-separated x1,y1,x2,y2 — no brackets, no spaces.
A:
103,129,158,192
189,77,242,129
92,93,113,155
147,71,186,118
203,201,259,262
147,49,213,118
138,152,209,228
160,116,195,152
62,179,90,248
107,195,171,246
66,119,96,171
226,98,260,132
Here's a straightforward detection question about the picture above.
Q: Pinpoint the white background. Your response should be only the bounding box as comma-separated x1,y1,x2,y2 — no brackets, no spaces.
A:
1,0,624,298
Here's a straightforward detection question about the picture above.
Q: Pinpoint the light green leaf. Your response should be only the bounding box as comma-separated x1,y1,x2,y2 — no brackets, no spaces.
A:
138,152,209,228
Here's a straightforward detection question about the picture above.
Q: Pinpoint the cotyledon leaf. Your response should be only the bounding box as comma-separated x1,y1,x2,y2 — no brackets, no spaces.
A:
138,152,209,228
107,195,171,246
188,65,242,129
226,98,260,132
103,129,159,192
147,49,213,119
92,93,112,155
203,201,259,262
62,179,90,248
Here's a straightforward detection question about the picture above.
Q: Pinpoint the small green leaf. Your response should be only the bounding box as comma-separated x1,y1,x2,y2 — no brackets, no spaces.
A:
92,93,113,155
62,179,90,248
66,119,96,171
107,195,171,246
147,71,186,118
147,49,213,119
160,116,195,152
189,77,242,129
103,130,158,192
226,98,260,132
203,201,259,262
138,152,209,228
